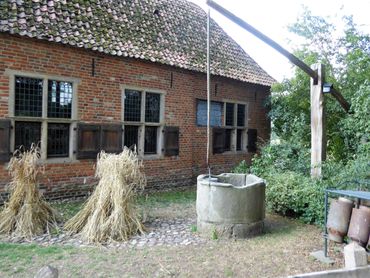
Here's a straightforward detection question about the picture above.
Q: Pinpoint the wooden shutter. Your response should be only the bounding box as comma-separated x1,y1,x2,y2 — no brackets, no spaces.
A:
164,126,179,156
77,124,101,159
213,128,225,154
101,124,123,154
247,129,258,152
0,120,11,162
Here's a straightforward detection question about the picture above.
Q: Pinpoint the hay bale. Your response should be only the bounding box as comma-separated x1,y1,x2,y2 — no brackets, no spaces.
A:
64,148,146,243
0,146,59,237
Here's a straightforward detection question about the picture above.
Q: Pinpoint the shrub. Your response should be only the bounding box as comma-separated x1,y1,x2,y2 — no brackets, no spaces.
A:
264,171,325,224
250,141,310,177
233,146,369,225
232,160,249,174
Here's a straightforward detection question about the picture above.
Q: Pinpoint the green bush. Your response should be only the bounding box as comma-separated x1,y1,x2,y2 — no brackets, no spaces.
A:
232,160,249,174
250,141,310,177
264,171,325,224
232,145,369,225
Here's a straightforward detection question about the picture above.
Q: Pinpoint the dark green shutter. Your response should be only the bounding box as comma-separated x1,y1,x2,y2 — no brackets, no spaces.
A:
0,120,11,162
77,124,101,159
164,126,179,156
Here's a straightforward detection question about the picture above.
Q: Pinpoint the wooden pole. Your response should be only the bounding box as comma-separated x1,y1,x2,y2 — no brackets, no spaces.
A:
311,64,326,177
206,8,211,177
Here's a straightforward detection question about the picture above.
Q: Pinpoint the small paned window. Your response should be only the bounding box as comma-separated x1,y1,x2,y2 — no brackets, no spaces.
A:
225,103,234,126
123,89,164,157
124,90,142,122
48,81,73,118
236,129,242,151
47,123,70,158
144,126,157,154
12,75,76,160
211,101,248,154
14,121,41,151
237,104,245,127
196,100,222,127
124,125,139,150
145,93,160,123
224,129,232,151
15,76,43,117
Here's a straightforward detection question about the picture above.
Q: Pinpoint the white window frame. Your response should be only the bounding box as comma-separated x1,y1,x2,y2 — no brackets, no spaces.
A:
223,100,248,153
5,70,80,163
121,85,166,159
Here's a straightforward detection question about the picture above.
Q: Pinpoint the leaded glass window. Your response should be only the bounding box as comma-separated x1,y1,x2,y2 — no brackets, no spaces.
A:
124,125,139,150
124,90,141,122
145,93,160,123
144,126,157,154
14,121,41,151
224,129,232,151
48,81,73,118
13,75,75,160
237,104,245,127
15,77,43,117
225,103,234,126
236,129,242,151
47,123,70,158
123,89,163,157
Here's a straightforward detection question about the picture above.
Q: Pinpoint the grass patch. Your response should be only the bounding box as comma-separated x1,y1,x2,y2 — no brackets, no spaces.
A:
52,188,196,221
137,188,196,208
0,242,76,276
53,201,84,221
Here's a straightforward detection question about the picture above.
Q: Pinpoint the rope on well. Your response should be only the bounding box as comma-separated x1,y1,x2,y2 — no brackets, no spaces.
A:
206,8,212,183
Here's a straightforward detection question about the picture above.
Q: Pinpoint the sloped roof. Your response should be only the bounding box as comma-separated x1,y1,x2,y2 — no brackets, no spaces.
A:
0,0,275,86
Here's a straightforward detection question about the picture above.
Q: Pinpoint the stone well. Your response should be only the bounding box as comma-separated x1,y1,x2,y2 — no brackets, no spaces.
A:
196,173,266,238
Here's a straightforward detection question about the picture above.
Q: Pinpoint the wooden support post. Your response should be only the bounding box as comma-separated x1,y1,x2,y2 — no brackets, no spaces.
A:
311,64,326,177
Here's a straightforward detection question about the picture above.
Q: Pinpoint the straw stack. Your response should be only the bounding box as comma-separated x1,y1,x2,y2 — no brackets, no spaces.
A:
64,148,146,243
0,146,58,237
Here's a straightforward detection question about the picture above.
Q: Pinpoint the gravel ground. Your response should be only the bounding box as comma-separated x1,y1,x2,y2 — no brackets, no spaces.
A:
1,217,206,248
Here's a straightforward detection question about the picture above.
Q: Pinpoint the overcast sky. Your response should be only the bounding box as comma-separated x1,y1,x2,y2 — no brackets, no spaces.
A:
189,0,370,82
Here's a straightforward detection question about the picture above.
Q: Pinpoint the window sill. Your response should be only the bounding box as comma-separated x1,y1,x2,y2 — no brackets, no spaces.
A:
218,150,248,155
142,154,164,160
41,157,79,164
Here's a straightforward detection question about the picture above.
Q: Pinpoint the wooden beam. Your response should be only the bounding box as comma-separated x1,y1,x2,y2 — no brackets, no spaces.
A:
331,88,351,113
311,64,326,177
207,0,318,81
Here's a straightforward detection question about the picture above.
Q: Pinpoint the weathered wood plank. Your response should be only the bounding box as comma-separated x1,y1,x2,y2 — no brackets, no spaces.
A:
311,64,326,177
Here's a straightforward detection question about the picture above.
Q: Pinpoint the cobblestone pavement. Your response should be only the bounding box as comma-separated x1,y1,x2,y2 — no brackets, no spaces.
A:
1,217,207,248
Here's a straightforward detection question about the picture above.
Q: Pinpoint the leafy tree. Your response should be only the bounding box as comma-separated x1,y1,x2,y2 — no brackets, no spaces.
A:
271,9,370,161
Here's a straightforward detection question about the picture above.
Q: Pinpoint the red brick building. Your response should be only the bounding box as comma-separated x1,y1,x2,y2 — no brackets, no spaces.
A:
0,0,274,202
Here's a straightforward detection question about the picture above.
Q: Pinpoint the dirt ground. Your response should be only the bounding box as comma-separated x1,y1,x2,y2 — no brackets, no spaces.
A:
0,189,343,278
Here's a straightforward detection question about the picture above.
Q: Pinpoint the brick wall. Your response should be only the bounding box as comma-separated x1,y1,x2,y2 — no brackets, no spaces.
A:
0,33,270,202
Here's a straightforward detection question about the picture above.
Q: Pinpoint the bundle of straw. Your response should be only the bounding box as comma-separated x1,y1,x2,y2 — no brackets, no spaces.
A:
64,148,146,243
0,146,58,237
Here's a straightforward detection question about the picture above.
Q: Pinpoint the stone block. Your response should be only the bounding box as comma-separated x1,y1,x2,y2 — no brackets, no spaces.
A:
34,265,58,278
344,242,368,269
